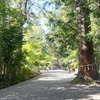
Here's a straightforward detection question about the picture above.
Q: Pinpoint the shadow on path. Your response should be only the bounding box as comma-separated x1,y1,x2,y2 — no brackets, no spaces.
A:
0,70,99,100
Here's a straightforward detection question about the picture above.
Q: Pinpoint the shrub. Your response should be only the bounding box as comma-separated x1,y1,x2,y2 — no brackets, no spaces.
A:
14,67,34,83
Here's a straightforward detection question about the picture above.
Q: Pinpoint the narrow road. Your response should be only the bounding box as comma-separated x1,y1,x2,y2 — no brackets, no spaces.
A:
0,70,100,100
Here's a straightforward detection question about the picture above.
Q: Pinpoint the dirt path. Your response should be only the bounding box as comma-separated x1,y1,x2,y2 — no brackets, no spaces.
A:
0,70,100,100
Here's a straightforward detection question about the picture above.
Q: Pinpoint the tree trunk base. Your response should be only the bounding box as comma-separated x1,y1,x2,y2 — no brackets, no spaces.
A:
71,76,94,85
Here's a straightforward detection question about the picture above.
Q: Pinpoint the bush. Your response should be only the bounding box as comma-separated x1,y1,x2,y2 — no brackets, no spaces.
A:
73,62,78,68
14,67,34,83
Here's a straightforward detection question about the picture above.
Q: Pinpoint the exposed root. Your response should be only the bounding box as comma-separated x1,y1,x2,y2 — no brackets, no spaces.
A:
71,76,94,85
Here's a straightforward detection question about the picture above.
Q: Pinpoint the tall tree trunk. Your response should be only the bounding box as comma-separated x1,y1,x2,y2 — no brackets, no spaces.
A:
75,0,99,80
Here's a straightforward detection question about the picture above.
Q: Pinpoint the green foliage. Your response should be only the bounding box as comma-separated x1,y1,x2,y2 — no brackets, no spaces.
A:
0,23,25,82
0,0,100,87
46,0,78,63
23,24,52,70
46,0,100,70
0,0,53,89
71,76,80,84
73,62,78,68
0,0,31,88
15,67,33,84
0,81,10,89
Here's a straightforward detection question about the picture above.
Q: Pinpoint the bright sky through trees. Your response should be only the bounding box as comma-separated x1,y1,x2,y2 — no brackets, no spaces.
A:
30,0,55,33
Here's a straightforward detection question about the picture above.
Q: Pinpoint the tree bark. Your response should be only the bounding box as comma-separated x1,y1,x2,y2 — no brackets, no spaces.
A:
75,0,99,80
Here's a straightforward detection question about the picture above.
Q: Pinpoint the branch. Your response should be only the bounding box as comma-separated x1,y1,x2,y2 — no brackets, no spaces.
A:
65,21,78,33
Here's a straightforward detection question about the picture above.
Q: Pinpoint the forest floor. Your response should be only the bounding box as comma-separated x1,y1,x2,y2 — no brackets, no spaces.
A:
0,70,100,100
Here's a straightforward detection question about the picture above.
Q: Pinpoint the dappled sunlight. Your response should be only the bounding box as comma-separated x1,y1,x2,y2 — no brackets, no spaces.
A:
88,93,100,99
50,86,66,90
36,70,76,82
37,77,57,81
0,70,100,100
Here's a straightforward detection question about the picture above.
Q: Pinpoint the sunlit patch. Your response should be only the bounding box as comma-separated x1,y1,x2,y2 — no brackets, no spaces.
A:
88,93,100,99
50,86,66,90
37,77,57,81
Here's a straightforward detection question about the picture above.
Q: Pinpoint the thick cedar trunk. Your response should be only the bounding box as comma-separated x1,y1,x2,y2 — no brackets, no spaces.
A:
75,0,99,80
78,39,99,79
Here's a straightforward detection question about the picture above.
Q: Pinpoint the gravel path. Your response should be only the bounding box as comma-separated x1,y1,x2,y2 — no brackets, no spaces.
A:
0,70,100,100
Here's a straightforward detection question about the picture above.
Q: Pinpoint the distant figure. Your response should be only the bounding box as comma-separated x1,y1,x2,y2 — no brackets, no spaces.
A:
46,67,49,71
